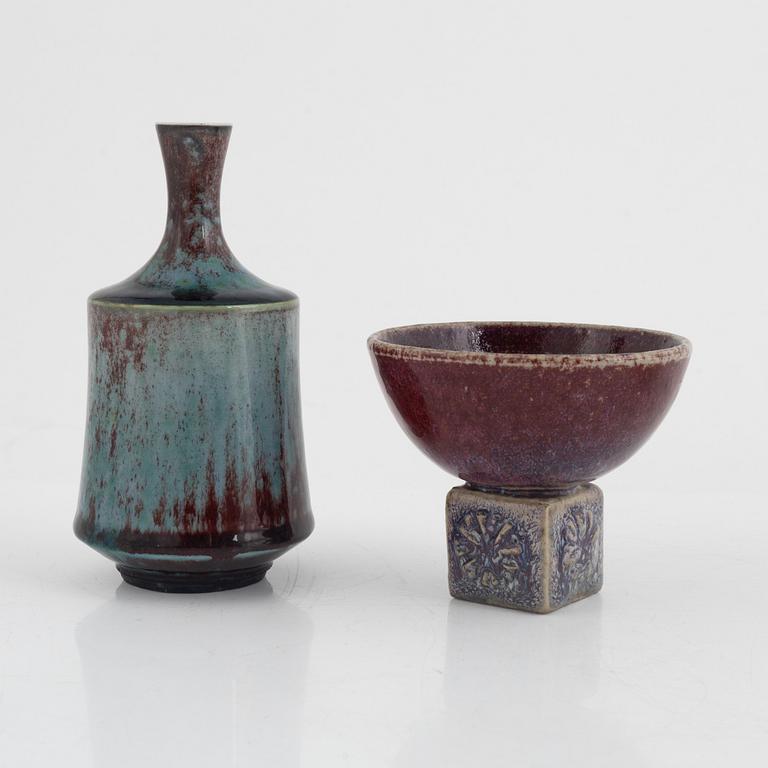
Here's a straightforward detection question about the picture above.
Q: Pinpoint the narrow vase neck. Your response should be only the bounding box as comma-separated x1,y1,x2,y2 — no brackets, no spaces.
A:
90,122,297,305
157,124,231,256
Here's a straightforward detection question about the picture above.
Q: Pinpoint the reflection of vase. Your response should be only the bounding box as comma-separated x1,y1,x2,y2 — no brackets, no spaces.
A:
76,585,313,767
74,124,313,592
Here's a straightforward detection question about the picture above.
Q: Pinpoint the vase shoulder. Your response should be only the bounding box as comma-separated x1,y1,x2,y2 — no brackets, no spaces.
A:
90,273,297,306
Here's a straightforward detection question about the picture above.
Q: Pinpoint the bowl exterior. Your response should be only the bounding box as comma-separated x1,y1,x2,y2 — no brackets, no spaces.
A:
370,345,689,490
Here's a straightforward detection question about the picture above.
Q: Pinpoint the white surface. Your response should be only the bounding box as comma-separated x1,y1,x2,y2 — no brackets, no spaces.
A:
1,2,766,766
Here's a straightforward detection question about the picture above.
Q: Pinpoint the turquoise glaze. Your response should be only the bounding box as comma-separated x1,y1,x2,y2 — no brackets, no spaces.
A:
74,125,313,592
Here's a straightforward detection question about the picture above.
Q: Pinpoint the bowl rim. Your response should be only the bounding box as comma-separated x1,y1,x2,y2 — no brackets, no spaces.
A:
368,320,692,368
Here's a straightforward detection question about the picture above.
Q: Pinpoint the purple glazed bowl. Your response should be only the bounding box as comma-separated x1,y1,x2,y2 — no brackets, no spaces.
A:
368,322,691,493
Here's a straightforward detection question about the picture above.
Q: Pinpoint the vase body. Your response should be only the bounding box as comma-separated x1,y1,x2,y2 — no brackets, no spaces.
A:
74,124,313,592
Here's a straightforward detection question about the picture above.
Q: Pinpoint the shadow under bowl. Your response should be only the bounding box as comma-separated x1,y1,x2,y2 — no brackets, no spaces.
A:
368,321,691,493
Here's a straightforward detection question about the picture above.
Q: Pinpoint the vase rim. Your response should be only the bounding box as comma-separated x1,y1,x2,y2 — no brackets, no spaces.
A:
156,122,232,130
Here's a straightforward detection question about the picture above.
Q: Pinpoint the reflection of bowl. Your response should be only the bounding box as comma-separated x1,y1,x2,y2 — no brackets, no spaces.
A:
369,322,691,492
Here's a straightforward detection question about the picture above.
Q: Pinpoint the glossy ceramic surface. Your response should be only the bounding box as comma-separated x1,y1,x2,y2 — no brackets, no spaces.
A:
74,125,313,591
93,124,294,306
369,321,691,492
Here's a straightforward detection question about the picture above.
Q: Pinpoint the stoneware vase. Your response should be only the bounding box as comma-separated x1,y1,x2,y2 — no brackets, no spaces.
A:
74,124,313,593
369,322,691,613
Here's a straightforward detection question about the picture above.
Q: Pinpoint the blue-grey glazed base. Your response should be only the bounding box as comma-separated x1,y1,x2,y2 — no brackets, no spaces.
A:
446,484,603,613
74,299,313,586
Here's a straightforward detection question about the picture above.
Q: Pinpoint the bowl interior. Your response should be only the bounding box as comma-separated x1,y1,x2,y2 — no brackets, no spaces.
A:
374,322,684,356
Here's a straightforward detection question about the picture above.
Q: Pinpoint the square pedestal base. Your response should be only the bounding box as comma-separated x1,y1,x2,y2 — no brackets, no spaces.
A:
446,484,603,613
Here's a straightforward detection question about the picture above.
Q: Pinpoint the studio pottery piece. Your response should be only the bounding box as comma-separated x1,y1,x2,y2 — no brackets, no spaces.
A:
74,124,313,592
369,322,690,612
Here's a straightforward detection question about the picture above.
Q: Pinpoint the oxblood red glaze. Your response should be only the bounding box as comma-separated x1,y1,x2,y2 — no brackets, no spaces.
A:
369,322,691,491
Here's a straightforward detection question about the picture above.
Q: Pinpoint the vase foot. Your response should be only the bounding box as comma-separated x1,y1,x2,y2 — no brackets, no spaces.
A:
116,564,272,593
446,483,603,613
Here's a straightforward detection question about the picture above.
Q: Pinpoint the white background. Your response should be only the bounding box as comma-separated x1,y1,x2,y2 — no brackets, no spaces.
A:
1,1,766,766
